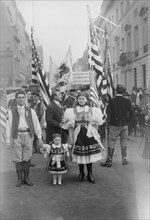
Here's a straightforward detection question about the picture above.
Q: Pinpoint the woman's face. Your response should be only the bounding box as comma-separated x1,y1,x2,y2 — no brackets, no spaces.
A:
77,96,87,106
53,137,61,145
27,91,32,100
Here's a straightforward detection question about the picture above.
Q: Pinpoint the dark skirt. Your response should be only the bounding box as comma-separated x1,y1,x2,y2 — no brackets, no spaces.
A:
48,153,68,174
73,126,102,164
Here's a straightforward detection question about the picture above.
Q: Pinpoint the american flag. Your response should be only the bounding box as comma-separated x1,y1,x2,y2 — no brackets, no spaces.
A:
103,27,114,98
0,87,7,143
89,70,103,109
88,12,107,115
88,20,108,99
31,29,51,108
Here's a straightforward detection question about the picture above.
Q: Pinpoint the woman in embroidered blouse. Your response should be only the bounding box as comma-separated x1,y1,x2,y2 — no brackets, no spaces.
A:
63,92,105,183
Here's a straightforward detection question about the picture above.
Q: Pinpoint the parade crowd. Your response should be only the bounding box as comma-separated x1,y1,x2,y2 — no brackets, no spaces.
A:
6,84,150,187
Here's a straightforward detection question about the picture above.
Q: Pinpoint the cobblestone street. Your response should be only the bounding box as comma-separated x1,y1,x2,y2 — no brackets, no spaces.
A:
0,134,149,220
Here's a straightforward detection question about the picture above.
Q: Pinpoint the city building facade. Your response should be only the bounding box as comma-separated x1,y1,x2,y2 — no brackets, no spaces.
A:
0,0,32,87
97,0,150,93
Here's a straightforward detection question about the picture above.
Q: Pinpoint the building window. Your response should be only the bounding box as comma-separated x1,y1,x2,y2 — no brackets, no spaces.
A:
112,15,114,23
116,8,118,22
134,25,139,57
127,31,131,52
116,41,120,65
143,17,148,53
109,16,112,30
113,46,115,64
122,38,125,52
125,71,127,87
121,1,123,16
134,8,137,17
134,68,137,87
127,0,130,10
116,75,118,85
142,64,146,88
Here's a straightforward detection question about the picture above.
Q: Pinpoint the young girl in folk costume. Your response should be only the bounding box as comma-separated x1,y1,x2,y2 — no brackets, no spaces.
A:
63,91,106,184
42,134,70,185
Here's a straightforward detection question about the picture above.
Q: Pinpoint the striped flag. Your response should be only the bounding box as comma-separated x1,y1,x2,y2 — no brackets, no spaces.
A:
0,87,7,143
89,70,103,109
88,9,108,115
31,29,51,108
88,16,108,105
103,27,114,98
32,49,38,85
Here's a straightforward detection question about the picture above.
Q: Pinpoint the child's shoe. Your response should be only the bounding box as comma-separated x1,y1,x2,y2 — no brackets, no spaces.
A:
53,175,57,185
58,175,62,185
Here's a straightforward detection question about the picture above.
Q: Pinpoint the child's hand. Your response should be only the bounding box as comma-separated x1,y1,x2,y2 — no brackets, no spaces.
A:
66,151,70,157
41,144,50,155
43,144,50,151
44,153,47,158
68,144,73,149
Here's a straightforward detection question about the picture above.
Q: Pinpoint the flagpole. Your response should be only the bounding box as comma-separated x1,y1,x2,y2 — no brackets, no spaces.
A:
98,14,121,27
87,5,92,79
87,5,91,105
87,6,99,108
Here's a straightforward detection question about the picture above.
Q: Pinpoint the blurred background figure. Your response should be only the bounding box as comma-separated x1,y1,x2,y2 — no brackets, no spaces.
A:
33,92,45,153
130,86,137,105
64,90,77,109
136,87,147,137
26,89,34,109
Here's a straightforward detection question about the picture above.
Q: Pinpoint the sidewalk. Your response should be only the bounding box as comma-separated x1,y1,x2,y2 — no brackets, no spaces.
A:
127,135,149,220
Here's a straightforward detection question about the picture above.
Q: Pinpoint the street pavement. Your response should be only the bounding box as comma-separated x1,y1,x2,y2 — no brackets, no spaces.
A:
0,133,149,220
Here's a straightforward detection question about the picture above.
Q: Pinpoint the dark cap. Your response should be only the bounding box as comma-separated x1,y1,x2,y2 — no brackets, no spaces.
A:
123,91,130,97
77,91,89,100
116,84,126,94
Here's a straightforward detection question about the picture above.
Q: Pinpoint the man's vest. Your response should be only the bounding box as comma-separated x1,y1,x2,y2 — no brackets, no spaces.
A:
11,106,34,139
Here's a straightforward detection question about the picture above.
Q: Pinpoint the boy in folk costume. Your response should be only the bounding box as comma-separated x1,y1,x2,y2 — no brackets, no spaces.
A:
6,90,43,187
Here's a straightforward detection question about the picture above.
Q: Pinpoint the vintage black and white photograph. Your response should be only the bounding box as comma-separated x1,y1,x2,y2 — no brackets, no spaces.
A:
0,0,150,219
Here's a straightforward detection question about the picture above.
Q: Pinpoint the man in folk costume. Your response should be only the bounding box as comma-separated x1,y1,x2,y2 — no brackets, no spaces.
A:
6,90,43,187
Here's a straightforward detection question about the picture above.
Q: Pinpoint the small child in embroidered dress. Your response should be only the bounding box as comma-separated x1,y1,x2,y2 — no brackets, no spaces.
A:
42,133,71,185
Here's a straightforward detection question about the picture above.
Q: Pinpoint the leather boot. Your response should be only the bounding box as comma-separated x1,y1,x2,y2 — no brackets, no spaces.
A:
23,160,33,186
77,164,85,182
86,163,95,184
15,162,23,187
121,147,128,165
29,159,35,167
101,147,114,167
